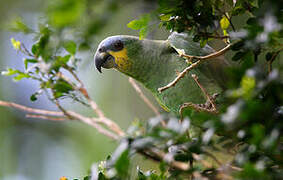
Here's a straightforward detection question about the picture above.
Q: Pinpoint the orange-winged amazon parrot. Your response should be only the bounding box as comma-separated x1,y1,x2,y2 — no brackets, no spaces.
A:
94,32,229,126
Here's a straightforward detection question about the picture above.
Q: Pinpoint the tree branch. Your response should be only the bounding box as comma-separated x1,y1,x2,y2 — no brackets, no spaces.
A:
0,100,119,140
158,44,231,93
26,114,66,121
141,148,190,171
57,70,125,136
129,78,160,116
0,100,64,116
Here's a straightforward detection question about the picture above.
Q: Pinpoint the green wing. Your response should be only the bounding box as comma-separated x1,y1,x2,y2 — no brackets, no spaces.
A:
168,32,230,89
168,32,215,56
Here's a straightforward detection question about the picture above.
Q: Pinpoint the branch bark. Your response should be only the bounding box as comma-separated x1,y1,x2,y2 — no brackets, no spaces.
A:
129,77,160,117
158,44,231,93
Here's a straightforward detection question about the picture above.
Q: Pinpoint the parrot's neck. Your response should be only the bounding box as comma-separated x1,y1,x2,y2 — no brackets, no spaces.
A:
124,39,176,91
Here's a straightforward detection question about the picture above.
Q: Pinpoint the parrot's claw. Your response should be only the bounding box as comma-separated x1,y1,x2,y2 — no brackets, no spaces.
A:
176,49,194,64
179,93,219,115
179,74,219,118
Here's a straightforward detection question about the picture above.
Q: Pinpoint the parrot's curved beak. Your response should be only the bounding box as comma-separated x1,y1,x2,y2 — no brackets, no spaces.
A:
94,51,115,73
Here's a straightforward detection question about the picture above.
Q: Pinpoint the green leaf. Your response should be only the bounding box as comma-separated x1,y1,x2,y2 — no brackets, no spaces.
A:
139,27,148,40
98,173,107,180
241,75,256,98
265,52,274,61
31,44,39,55
231,3,246,16
137,170,147,180
52,55,71,72
232,51,247,61
53,79,74,98
13,73,31,81
60,55,71,64
220,15,230,37
1,68,20,76
127,15,150,30
31,26,51,59
64,41,77,55
231,41,245,51
127,14,151,39
24,59,38,70
250,124,265,145
159,14,172,21
115,149,130,177
2,69,31,81
246,18,257,26
220,16,230,30
8,18,32,34
199,38,208,48
83,176,91,180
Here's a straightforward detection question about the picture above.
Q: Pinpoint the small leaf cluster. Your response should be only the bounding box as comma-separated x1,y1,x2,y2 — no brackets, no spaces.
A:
127,14,151,40
92,116,215,179
2,24,88,105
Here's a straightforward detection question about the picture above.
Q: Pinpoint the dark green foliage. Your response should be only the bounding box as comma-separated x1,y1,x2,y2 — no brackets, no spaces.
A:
2,0,282,179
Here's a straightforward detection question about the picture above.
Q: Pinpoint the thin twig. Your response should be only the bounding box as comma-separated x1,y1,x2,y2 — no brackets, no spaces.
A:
203,150,222,166
179,44,231,61
192,153,213,168
268,49,282,73
158,44,231,93
0,100,119,140
198,32,230,40
147,148,190,171
191,74,218,113
57,71,105,118
57,70,125,136
202,151,243,172
158,60,201,93
66,68,124,136
0,100,64,116
26,114,66,121
53,93,75,120
20,44,34,57
52,89,123,139
223,13,235,31
128,78,166,125
206,35,230,39
66,111,119,140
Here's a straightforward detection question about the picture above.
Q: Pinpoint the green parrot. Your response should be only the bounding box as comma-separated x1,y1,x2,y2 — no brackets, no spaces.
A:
94,32,229,125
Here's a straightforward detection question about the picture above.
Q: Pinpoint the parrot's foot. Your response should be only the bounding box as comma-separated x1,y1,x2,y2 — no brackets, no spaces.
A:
176,49,194,63
179,74,219,117
179,93,219,115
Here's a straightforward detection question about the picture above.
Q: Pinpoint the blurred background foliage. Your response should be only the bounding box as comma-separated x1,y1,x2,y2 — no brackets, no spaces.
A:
0,0,167,179
0,0,282,179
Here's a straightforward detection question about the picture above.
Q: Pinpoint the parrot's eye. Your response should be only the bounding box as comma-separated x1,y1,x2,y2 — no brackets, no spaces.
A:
113,40,123,50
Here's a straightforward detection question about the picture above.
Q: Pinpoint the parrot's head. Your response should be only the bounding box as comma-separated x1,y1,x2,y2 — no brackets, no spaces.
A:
94,35,141,74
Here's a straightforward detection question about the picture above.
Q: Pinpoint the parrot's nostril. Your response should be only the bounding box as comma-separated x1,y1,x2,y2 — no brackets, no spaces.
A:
99,47,105,53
